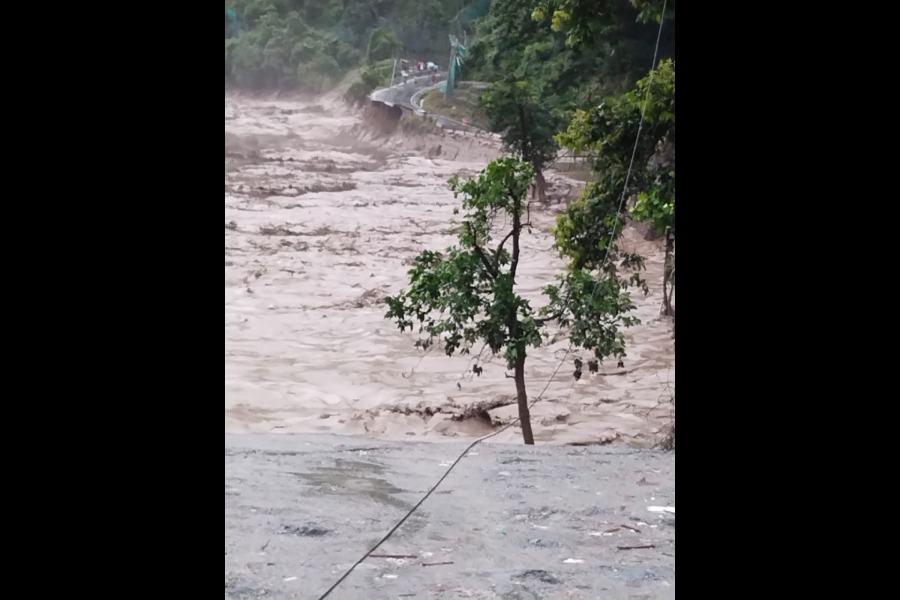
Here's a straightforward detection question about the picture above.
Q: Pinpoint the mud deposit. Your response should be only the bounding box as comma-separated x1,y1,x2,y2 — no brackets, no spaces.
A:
225,96,674,446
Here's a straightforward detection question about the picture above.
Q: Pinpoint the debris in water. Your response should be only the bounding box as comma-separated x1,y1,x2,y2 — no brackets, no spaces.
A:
279,523,330,537
515,570,561,584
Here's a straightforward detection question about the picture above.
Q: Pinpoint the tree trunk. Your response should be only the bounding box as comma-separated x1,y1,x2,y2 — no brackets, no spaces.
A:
514,357,535,445
535,169,547,204
661,254,669,315
508,179,533,445
661,229,675,318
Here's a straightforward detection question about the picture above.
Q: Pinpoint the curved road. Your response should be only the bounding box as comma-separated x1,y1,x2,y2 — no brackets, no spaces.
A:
369,72,445,110
369,73,483,132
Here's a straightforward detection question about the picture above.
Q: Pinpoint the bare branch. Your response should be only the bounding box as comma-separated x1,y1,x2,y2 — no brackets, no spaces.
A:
474,246,497,279
510,211,521,280
495,229,515,259
534,310,564,325
535,287,572,324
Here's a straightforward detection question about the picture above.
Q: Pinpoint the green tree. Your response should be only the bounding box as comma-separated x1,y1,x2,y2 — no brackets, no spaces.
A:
297,53,342,92
225,0,473,94
530,0,674,326
396,0,452,58
241,0,279,28
470,0,670,102
385,158,640,444
386,159,541,444
466,0,671,204
627,59,675,316
340,1,379,47
556,59,674,318
481,80,561,204
532,0,674,48
366,27,402,63
230,35,266,88
301,0,343,26
465,0,580,204
224,3,359,93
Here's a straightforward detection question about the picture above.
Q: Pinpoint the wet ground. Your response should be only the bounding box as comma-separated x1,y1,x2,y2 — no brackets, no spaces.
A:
225,434,675,599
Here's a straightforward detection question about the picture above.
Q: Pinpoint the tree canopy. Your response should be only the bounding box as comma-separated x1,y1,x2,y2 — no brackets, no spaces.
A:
225,0,475,92
385,158,645,444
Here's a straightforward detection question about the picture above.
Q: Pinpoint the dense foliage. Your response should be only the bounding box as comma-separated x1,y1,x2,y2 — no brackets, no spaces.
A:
552,30,675,319
464,1,676,379
225,2,358,91
464,0,672,205
224,0,477,93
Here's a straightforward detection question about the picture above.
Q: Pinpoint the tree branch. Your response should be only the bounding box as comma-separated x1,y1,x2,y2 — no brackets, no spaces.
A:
534,310,564,325
474,246,497,279
535,287,572,324
495,229,515,260
510,228,520,279
510,196,522,280
466,222,497,279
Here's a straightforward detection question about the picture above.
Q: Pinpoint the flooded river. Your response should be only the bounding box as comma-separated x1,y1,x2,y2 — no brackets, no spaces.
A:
225,96,674,445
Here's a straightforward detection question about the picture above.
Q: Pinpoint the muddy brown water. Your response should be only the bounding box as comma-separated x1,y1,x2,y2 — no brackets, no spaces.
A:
224,96,674,446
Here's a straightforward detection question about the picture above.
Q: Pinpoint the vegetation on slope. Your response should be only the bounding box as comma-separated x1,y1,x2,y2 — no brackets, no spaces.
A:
225,0,478,94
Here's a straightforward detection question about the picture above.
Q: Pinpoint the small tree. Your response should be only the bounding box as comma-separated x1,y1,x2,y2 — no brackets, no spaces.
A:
482,80,560,204
385,158,639,444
